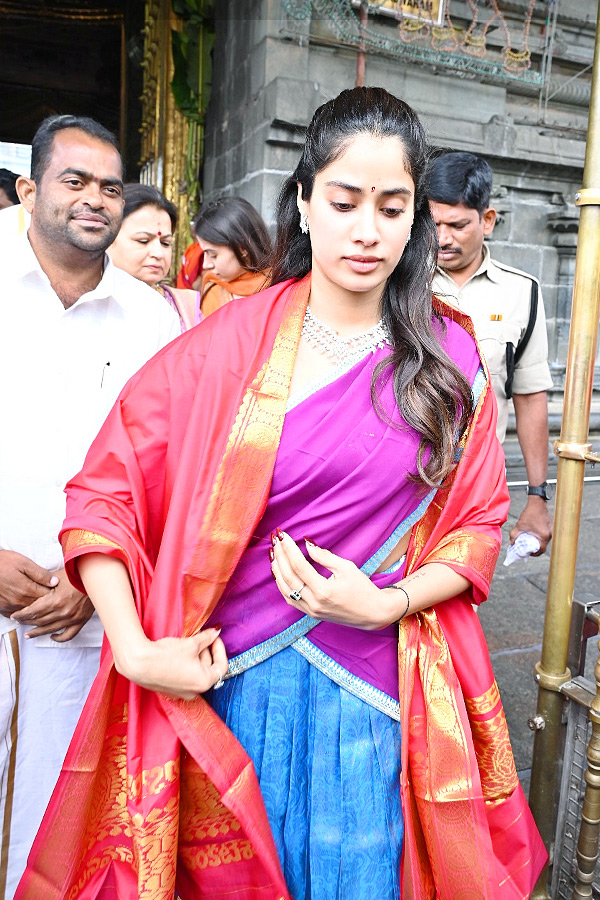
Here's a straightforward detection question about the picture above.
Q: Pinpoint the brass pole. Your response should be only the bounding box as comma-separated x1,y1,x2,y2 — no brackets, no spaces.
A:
355,0,368,87
529,2,600,896
573,648,600,899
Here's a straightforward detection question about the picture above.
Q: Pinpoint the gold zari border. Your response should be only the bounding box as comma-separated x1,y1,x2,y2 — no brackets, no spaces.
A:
466,683,519,800
184,280,308,633
422,529,499,587
61,528,125,557
178,754,254,871
403,608,493,897
66,705,180,900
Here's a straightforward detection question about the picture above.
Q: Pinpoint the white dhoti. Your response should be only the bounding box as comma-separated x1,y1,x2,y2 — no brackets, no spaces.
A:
0,632,19,900
0,628,100,900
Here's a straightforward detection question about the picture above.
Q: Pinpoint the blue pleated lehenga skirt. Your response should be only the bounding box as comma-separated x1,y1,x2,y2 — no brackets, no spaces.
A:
208,644,403,900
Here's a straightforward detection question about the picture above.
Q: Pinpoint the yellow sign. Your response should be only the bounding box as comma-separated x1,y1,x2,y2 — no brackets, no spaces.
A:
374,0,445,26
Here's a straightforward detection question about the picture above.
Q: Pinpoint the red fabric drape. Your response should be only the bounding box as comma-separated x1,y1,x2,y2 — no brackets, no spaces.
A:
176,241,203,290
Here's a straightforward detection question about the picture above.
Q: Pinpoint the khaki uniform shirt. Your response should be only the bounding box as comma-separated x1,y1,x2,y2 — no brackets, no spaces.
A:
432,245,553,442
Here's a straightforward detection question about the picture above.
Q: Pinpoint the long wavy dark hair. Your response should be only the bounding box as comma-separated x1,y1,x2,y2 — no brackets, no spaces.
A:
271,86,472,487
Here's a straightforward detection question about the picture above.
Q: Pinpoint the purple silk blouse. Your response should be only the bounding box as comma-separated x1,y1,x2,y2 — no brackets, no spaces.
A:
207,317,481,702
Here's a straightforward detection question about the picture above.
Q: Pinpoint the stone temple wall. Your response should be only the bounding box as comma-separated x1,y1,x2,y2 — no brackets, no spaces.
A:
202,0,597,417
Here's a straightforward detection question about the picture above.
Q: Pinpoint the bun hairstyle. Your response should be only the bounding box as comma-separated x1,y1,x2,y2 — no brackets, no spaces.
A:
272,86,472,487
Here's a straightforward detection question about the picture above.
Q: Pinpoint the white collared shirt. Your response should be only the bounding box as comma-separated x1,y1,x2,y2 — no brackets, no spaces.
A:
0,231,180,645
433,245,553,441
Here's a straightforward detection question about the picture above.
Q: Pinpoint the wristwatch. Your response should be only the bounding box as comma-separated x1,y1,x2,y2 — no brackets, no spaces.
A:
527,481,551,501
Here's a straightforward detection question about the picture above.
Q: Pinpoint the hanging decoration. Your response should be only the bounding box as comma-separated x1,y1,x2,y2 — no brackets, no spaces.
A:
281,0,551,85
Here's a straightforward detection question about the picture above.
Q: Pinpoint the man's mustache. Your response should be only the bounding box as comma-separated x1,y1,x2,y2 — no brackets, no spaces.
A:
69,209,110,225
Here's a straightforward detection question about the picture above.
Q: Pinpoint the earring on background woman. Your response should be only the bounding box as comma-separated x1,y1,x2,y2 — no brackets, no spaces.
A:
299,212,309,235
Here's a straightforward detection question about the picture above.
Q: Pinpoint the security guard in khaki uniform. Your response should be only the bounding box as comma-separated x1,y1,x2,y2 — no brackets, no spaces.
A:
428,151,553,554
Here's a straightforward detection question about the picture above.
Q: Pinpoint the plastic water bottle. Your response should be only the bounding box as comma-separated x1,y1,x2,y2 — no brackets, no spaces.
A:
503,532,541,567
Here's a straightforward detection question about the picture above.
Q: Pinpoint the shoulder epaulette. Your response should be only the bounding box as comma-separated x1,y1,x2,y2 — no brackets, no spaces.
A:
490,257,540,286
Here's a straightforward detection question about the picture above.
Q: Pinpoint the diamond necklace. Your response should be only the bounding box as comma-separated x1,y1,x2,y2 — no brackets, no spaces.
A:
301,306,390,367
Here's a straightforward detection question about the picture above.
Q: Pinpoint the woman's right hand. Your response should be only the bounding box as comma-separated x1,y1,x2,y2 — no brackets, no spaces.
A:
77,556,228,700
117,627,228,700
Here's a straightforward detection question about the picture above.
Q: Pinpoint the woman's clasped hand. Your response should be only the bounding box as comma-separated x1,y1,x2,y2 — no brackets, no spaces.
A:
270,530,401,630
118,627,229,701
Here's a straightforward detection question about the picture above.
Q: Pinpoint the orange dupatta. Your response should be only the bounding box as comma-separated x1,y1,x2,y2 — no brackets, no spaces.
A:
200,269,271,316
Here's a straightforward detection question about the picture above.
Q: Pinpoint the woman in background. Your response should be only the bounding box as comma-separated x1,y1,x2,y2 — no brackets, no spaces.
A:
109,183,202,331
195,195,272,315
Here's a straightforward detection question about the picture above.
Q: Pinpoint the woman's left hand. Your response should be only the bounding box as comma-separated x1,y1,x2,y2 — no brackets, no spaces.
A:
270,531,397,630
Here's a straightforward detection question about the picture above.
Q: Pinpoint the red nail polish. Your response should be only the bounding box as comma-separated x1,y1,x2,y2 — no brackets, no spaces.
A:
271,532,277,547
211,622,223,631
268,547,274,562
276,527,284,542
303,536,317,546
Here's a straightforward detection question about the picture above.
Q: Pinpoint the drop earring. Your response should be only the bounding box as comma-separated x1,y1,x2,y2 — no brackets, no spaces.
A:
299,213,309,235
406,226,412,242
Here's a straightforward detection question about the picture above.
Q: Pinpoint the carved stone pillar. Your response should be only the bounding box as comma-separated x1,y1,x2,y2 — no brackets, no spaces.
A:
547,209,581,391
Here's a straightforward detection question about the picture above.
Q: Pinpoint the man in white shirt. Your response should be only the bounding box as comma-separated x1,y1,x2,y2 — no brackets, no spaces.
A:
427,151,553,555
0,115,180,899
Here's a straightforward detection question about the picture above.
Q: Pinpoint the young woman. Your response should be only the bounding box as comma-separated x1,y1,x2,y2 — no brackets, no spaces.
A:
17,88,545,900
109,183,203,331
195,196,272,315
